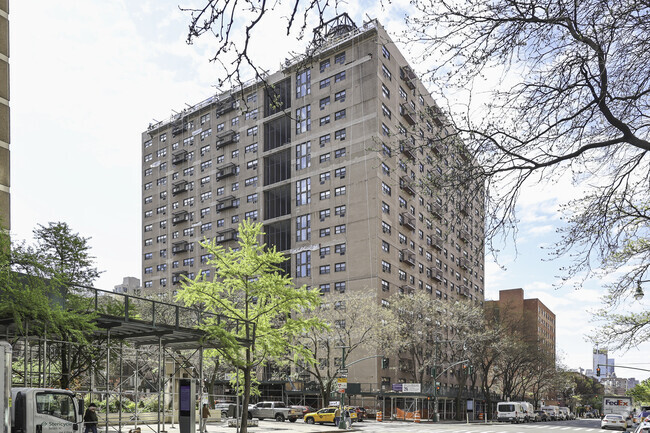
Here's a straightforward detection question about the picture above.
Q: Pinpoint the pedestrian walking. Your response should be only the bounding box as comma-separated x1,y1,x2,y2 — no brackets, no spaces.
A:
333,407,341,427
83,403,98,433
201,403,211,433
344,408,352,429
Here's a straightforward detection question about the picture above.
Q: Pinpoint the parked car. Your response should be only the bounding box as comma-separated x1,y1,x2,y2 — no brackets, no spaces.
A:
352,407,367,421
633,421,650,433
535,410,549,422
602,414,628,431
248,401,300,422
290,405,315,416
634,412,650,426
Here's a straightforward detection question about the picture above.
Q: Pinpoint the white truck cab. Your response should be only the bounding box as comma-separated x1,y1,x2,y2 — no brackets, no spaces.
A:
11,388,84,433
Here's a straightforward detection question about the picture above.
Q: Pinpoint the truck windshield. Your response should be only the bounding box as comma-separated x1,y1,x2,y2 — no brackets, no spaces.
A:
36,392,76,422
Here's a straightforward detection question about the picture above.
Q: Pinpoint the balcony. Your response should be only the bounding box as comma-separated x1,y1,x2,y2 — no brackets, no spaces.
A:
399,212,416,231
459,229,471,243
215,163,238,180
433,269,443,282
459,285,470,297
400,103,417,125
399,139,416,160
431,203,443,219
400,248,416,266
460,257,470,270
172,271,188,285
215,130,238,148
216,195,238,212
172,210,189,225
215,228,238,243
171,123,187,137
172,180,189,196
215,97,236,116
400,66,417,90
172,150,188,165
172,241,189,254
399,175,416,196
399,284,415,295
432,235,443,250
431,142,445,156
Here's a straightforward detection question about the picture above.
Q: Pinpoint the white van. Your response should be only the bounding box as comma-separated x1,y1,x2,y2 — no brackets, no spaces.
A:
559,407,570,421
518,402,535,422
542,405,560,420
497,401,526,423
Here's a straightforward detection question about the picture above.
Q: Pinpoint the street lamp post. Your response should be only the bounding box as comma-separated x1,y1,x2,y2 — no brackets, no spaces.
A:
338,346,347,430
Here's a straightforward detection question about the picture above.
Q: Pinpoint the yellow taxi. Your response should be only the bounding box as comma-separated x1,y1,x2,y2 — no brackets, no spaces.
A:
303,407,357,425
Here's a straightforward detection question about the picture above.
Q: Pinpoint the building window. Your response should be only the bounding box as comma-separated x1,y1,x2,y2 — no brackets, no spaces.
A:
334,109,346,121
247,193,258,203
246,126,258,136
382,221,392,234
296,178,311,206
296,214,311,242
320,115,330,126
335,262,346,272
335,243,346,254
244,210,258,221
319,209,330,220
382,279,390,291
382,84,390,99
334,148,346,158
382,240,390,252
320,58,330,72
296,105,311,134
320,191,331,200
245,143,258,153
320,77,331,89
334,71,346,83
320,228,331,237
335,167,346,178
320,172,331,183
334,281,346,292
319,265,330,274
296,141,311,170
320,153,331,163
382,260,391,273
335,52,345,64
382,64,392,81
320,96,330,110
334,224,346,234
320,246,331,256
382,182,391,196
334,205,346,216
335,129,346,140
296,251,311,277
319,283,330,293
334,186,346,196
320,134,331,147
296,69,311,98
382,103,392,119
382,123,390,136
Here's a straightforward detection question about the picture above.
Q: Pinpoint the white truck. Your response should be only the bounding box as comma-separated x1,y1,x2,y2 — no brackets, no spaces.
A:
603,396,634,420
2,341,84,433
518,402,535,422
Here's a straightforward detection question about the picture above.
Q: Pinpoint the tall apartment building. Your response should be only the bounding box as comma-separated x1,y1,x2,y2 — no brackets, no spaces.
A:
141,15,485,392
0,0,9,229
485,288,556,355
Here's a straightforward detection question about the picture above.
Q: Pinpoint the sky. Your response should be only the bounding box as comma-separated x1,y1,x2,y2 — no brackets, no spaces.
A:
10,1,649,382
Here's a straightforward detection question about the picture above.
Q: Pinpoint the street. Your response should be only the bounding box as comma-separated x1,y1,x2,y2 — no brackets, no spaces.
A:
193,418,606,433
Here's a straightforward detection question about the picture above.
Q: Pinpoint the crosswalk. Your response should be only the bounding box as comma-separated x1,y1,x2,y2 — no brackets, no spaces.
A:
352,422,603,433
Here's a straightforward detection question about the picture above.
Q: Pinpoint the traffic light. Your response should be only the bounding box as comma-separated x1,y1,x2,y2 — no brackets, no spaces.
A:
469,365,474,375
430,367,437,377
596,367,601,377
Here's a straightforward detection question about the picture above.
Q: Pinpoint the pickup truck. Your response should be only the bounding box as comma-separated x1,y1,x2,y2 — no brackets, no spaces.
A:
248,401,300,422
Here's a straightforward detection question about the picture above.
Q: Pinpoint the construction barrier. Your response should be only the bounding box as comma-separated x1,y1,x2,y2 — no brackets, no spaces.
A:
478,412,484,420
377,411,383,422
414,411,421,423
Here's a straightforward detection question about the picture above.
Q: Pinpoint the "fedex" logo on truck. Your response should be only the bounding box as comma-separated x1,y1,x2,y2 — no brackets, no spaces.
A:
605,399,630,406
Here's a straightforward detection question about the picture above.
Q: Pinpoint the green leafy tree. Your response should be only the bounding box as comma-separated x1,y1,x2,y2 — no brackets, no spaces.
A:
0,222,102,388
628,378,650,404
177,220,324,433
